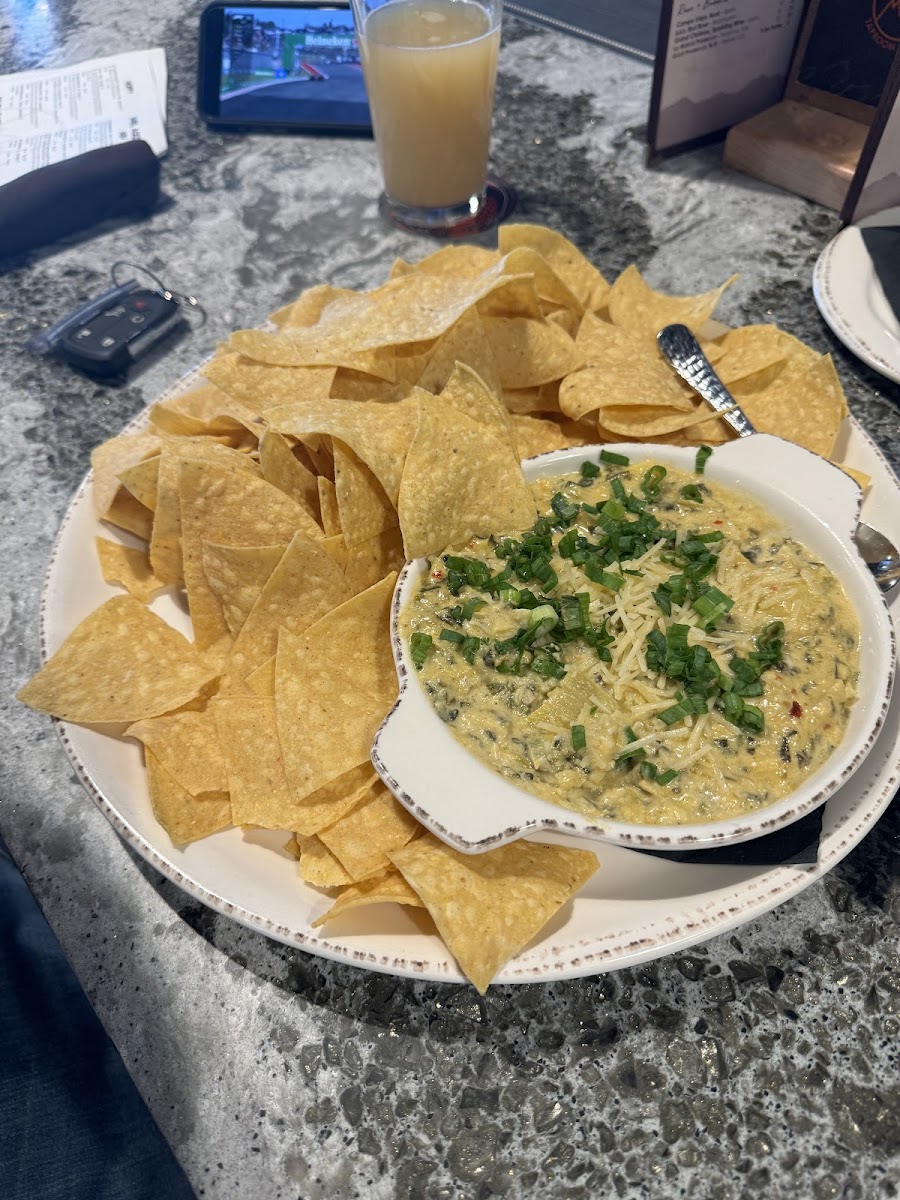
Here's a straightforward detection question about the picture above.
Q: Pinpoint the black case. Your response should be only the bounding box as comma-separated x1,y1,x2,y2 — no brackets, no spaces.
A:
0,140,160,259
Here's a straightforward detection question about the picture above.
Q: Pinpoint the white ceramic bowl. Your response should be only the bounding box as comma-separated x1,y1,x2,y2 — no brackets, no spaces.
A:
372,435,896,853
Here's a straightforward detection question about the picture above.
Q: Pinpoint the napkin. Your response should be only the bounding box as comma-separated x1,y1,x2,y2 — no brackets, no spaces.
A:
860,225,900,326
638,806,824,868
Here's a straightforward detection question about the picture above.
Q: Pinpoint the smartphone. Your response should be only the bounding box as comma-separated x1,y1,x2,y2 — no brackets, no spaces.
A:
197,0,371,132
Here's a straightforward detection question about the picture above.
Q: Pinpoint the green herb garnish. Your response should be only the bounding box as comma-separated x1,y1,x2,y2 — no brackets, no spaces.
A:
410,632,432,670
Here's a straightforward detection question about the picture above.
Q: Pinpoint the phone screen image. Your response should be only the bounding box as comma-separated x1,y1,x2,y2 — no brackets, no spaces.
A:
216,5,370,128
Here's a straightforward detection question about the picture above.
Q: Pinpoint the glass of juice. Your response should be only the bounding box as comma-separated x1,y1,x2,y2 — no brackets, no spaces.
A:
350,0,512,236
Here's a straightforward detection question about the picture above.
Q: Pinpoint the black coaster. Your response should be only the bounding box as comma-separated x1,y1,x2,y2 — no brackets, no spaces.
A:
378,177,518,240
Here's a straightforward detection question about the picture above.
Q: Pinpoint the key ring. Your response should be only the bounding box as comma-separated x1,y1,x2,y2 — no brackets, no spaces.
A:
111,261,207,326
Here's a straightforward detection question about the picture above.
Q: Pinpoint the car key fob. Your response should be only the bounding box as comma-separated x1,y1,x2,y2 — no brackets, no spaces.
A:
26,265,201,381
56,286,185,378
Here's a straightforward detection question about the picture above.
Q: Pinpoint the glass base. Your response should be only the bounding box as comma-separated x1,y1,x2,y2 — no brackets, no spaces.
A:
378,177,517,239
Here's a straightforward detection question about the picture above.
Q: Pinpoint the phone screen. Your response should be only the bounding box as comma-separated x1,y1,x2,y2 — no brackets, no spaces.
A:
203,3,371,130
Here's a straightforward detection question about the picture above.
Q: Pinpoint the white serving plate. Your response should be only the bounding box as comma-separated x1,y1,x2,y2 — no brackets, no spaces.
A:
813,205,900,384
40,385,900,985
374,436,895,853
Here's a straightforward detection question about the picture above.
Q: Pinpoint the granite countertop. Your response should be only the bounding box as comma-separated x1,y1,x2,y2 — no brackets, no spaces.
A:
2,4,899,1197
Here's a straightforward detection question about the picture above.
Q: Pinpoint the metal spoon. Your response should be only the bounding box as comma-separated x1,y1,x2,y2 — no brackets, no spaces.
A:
656,323,900,595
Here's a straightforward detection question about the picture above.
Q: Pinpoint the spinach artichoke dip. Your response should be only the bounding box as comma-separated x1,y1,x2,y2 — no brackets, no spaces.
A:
400,449,861,826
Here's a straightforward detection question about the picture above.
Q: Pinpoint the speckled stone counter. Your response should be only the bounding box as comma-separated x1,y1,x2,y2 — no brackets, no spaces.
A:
2,5,899,1198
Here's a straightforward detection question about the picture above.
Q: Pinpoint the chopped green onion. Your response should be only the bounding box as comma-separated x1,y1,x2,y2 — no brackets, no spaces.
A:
571,724,587,751
641,465,667,498
583,561,625,592
580,460,601,478
656,769,678,786
600,449,630,465
600,499,627,521
410,632,432,670
551,492,581,525
695,445,713,474
439,629,465,645
461,636,482,665
527,604,559,638
680,485,704,503
531,651,566,679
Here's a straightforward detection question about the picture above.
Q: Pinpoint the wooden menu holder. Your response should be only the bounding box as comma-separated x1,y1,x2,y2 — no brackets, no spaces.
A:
723,0,884,212
723,99,870,212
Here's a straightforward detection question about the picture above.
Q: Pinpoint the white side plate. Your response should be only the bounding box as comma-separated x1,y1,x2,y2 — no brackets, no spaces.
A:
813,205,900,384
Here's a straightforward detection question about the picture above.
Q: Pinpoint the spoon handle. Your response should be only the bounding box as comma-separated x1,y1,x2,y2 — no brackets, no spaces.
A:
657,324,758,440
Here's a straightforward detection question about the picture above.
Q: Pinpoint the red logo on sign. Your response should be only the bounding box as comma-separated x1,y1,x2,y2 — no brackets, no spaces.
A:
869,1,900,48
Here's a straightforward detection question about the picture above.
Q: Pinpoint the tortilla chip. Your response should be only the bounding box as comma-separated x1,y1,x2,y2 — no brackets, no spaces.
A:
296,835,353,887
244,655,275,698
258,428,320,518
268,397,417,505
103,490,155,542
227,328,398,380
203,351,337,411
497,245,582,312
17,596,217,723
417,308,500,397
178,459,321,651
389,834,599,992
483,317,583,389
292,763,380,838
201,541,287,639
328,370,408,404
95,537,164,603
403,243,500,279
126,709,228,795
597,403,721,438
317,476,341,537
149,441,262,586
398,393,536,559
211,696,305,828
498,224,610,310
145,750,231,845
607,264,736,339
269,283,359,329
90,433,163,520
509,414,595,460
736,354,848,459
318,782,419,881
221,530,350,690
710,324,788,386
438,362,514,452
333,440,396,546
833,462,871,492
311,868,425,926
275,573,397,801
117,455,161,512
343,526,406,596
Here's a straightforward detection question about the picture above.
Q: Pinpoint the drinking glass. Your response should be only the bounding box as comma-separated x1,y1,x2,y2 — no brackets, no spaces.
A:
350,0,513,236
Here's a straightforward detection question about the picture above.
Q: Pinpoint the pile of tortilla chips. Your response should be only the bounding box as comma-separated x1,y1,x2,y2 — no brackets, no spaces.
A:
18,224,857,991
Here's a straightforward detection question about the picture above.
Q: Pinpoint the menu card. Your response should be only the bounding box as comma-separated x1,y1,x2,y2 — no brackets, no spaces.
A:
648,0,900,224
0,49,168,189
648,0,806,154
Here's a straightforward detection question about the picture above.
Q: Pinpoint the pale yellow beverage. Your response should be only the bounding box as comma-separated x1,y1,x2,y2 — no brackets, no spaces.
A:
359,0,500,211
